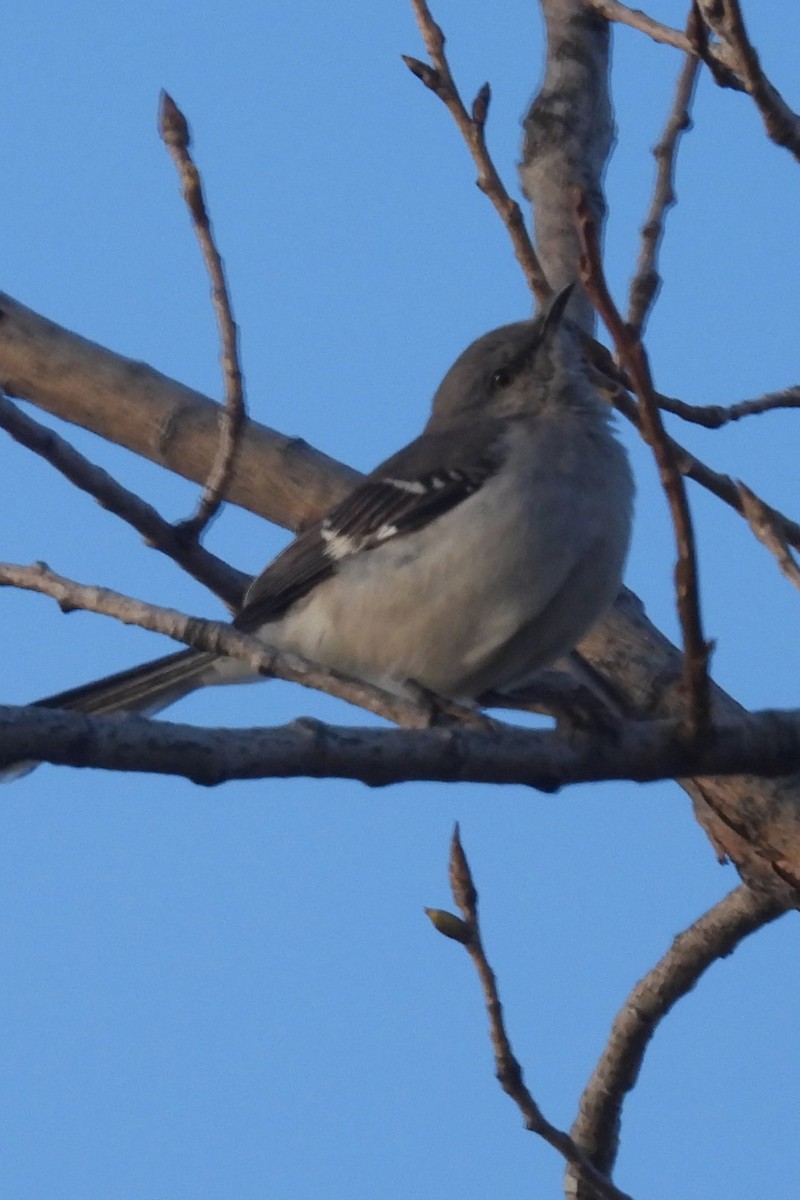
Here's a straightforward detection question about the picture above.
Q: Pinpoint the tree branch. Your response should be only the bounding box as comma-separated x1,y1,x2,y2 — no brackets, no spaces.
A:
403,0,550,305
586,0,741,86
0,559,489,732
577,194,712,736
434,826,635,1200
694,0,800,161
5,696,800,792
655,383,800,428
737,483,800,593
0,392,247,607
604,380,800,556
0,290,359,532
159,91,248,537
567,884,787,1194
627,30,700,335
520,0,615,332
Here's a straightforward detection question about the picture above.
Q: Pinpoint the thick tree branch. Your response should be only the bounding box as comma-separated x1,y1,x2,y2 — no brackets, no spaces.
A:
567,884,788,1194
0,290,359,531
520,0,614,332
5,699,800,795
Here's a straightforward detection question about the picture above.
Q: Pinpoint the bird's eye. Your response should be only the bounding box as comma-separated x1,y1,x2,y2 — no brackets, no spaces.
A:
490,367,513,390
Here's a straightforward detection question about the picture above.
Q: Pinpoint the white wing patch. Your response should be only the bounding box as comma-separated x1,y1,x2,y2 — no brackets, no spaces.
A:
321,522,361,560
383,477,427,495
320,468,489,564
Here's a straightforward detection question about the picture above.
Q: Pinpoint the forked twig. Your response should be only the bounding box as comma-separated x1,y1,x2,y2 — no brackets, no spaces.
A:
159,91,247,538
434,827,636,1200
587,0,741,86
576,193,712,736
693,0,800,161
403,0,550,304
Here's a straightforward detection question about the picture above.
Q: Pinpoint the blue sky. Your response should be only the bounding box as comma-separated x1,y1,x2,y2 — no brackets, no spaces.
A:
2,3,799,1197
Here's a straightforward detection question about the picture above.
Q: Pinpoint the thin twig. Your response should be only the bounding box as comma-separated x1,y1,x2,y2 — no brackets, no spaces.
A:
442,827,634,1200
159,91,247,538
576,193,712,737
403,0,550,305
737,483,800,592
0,560,494,733
628,33,700,336
0,392,247,608
568,884,787,1187
601,378,800,556
694,0,800,161
655,383,800,428
588,0,741,85
579,322,800,565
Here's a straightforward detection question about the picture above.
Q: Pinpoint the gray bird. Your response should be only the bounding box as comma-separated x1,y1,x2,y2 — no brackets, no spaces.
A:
10,286,633,765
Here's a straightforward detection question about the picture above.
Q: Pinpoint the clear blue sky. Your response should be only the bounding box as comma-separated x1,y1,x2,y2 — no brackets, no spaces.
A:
2,3,799,1197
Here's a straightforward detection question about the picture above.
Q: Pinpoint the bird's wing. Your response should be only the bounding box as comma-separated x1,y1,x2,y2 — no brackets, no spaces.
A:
236,424,508,631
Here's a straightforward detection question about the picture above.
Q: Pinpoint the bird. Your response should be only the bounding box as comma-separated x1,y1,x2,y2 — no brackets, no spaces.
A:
7,284,633,772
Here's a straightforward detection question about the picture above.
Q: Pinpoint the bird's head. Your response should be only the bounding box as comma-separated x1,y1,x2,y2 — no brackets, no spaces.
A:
427,285,591,430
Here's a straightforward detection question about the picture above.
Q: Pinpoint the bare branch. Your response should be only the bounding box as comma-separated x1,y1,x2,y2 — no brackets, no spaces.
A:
601,0,800,161
0,392,247,608
602,380,800,554
576,193,712,736
159,91,247,536
5,286,798,563
737,483,800,592
568,884,787,1190
404,0,550,304
439,827,636,1200
628,36,700,335
0,291,359,530
520,0,615,332
694,0,800,161
0,559,489,732
655,383,800,428
4,291,800,885
586,0,741,86
6,693,800,829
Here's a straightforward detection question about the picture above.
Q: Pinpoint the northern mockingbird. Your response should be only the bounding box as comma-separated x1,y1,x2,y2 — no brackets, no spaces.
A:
17,286,634,733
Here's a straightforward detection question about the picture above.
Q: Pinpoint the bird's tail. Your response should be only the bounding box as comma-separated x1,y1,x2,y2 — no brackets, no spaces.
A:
3,647,219,780
33,647,217,717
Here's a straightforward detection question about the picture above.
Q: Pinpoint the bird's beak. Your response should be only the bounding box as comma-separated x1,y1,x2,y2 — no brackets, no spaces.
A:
541,282,575,333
